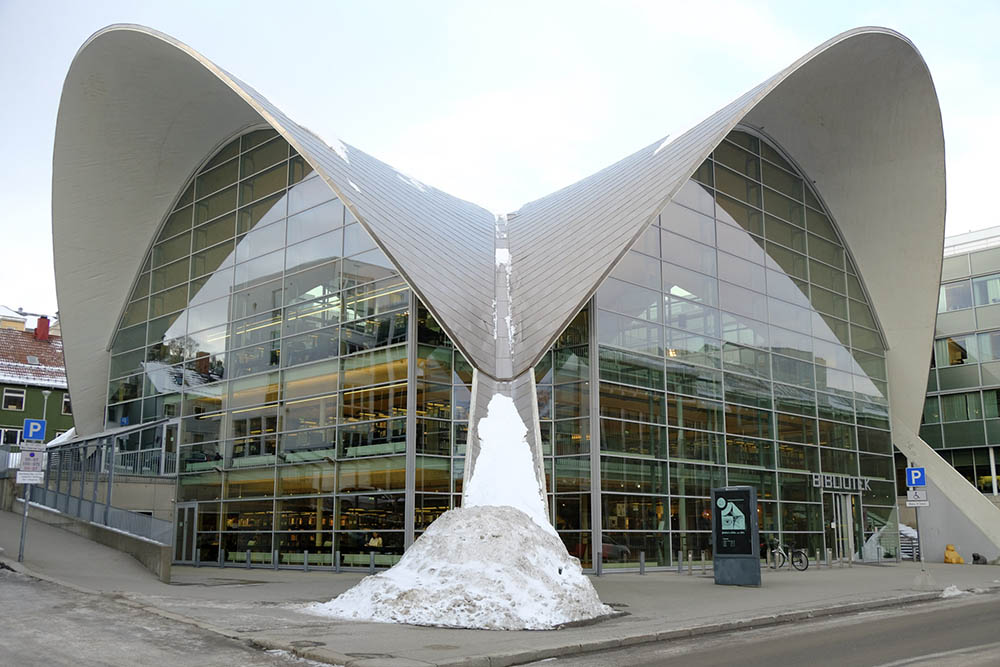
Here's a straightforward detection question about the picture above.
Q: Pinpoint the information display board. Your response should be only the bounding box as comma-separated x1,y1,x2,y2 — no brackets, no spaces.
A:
711,486,760,586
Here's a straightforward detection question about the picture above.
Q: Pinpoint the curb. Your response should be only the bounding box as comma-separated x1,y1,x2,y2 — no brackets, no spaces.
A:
4,555,998,667
256,588,1000,667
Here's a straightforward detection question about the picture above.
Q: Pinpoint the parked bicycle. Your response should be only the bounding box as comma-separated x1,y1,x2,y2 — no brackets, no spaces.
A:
769,540,809,571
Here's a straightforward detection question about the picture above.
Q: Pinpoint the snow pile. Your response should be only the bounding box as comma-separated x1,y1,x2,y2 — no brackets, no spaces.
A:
307,394,611,629
463,395,554,536
941,585,967,598
899,523,918,539
308,505,611,629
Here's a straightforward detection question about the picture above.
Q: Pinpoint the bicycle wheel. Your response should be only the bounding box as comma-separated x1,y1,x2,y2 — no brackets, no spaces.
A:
791,550,808,571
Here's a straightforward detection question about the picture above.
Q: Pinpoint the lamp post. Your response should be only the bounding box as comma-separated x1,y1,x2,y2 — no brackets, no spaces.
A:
18,389,51,562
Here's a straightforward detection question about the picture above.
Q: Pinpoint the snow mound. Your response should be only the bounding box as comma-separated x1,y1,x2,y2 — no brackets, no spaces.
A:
307,505,612,630
941,585,966,598
463,394,555,536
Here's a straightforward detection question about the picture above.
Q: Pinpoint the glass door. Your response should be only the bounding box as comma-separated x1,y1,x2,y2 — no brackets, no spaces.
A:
174,503,197,563
824,492,859,565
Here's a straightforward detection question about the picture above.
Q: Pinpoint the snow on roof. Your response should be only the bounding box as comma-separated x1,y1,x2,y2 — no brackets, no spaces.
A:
0,305,58,331
0,328,68,389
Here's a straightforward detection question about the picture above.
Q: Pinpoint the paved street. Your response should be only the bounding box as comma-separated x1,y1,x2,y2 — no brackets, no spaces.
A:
3,508,1000,666
0,568,328,667
528,594,1000,666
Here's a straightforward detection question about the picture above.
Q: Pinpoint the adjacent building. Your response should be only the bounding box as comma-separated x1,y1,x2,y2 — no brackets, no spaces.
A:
0,313,74,446
46,24,999,568
920,227,1000,499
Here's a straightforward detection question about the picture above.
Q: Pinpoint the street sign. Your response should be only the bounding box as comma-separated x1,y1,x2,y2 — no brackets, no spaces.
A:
905,467,926,487
16,471,43,484
22,418,46,442
906,487,929,507
20,449,43,473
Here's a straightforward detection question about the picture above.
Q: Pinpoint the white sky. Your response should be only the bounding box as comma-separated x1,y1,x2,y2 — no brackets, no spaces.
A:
1,0,998,317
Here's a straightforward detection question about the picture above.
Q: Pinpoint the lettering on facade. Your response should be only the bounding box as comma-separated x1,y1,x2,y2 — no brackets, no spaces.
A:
811,473,872,491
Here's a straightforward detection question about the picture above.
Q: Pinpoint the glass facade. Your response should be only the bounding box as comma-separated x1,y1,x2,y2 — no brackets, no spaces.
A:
922,244,1000,496
591,128,896,566
107,126,900,569
108,129,415,566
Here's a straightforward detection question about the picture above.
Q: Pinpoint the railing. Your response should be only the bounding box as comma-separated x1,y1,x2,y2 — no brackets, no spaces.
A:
114,449,162,476
29,486,172,545
900,534,921,561
0,444,13,474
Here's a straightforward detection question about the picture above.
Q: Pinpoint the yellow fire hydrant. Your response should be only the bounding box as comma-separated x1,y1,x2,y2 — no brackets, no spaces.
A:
943,544,965,564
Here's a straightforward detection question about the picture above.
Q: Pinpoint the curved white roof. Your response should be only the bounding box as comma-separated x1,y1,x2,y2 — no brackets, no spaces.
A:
54,25,944,441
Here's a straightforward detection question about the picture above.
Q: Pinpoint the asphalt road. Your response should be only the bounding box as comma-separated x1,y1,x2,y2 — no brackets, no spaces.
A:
0,568,327,667
525,593,1000,667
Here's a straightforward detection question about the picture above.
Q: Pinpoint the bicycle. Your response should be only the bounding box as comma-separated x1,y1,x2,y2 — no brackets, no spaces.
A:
769,541,809,571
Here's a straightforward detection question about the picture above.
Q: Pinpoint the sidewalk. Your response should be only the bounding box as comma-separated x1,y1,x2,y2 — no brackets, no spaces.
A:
2,509,999,667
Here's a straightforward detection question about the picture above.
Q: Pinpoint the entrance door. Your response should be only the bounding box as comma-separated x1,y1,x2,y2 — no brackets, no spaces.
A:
174,503,197,563
823,492,861,564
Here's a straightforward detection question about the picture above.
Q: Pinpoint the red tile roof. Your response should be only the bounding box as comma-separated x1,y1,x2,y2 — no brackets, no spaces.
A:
0,328,68,389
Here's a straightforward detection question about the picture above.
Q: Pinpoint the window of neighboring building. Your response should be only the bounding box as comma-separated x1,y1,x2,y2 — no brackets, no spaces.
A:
934,335,977,367
973,273,1000,306
938,280,973,312
0,427,20,445
61,394,72,415
2,388,25,411
940,391,983,422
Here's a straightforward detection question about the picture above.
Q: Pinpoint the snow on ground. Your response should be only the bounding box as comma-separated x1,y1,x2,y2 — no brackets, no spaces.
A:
941,585,967,598
307,394,612,630
899,523,918,539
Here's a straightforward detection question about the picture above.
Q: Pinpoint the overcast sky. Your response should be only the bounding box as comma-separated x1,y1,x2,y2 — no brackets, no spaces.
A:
1,0,997,317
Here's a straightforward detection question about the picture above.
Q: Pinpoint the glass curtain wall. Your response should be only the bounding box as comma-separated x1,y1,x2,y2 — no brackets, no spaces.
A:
593,128,897,566
107,128,411,567
105,126,898,570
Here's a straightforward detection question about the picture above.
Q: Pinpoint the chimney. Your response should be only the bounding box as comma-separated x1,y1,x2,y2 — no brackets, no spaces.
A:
34,316,50,341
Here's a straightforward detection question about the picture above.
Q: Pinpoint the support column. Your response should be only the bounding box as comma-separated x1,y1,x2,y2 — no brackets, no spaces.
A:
990,446,998,497
55,449,65,509
404,290,417,549
588,297,603,573
462,371,547,518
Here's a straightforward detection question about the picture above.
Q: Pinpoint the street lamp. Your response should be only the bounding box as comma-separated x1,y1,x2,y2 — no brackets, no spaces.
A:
41,389,51,424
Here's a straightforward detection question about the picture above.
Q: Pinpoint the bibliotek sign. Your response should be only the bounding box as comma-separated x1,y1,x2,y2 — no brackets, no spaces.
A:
811,474,872,491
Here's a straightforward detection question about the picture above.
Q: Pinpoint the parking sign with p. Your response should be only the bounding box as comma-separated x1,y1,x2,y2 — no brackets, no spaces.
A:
906,467,926,487
22,419,46,442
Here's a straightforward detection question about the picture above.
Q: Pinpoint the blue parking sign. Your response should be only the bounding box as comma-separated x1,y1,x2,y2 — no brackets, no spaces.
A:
23,419,46,442
906,467,926,487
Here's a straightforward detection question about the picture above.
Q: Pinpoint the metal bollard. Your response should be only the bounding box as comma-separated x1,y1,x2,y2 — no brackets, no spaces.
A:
273,549,279,570
700,550,706,573
677,550,683,573
687,550,693,575
335,550,341,573
369,550,375,574
596,552,603,577
246,549,251,569
195,548,201,568
639,551,646,575
219,549,225,568
816,548,821,569
766,546,771,568
304,550,309,572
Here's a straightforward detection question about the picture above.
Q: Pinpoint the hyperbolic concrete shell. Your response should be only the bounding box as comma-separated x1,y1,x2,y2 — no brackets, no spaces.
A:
54,23,940,430
53,25,1000,552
